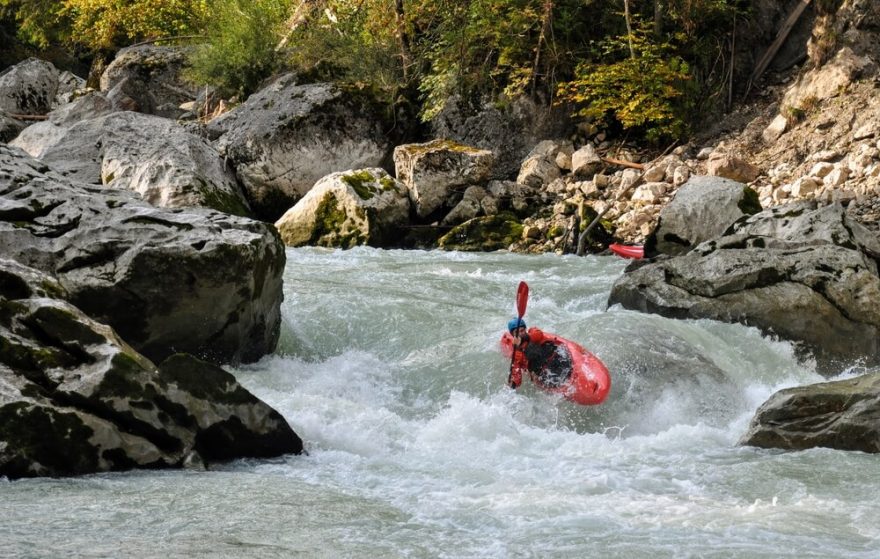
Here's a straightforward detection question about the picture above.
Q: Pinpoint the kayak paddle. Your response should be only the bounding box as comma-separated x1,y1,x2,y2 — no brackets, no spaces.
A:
509,281,529,387
516,280,529,319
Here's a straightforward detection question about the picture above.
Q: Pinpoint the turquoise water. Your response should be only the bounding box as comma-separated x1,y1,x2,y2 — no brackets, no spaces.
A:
3,247,879,558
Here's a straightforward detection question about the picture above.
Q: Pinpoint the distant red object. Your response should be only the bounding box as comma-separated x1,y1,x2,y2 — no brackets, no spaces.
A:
608,243,644,259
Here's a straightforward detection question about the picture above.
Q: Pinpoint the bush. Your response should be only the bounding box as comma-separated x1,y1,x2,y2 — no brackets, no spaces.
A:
187,0,289,99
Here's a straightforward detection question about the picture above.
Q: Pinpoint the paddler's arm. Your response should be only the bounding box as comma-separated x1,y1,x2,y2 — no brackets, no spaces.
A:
508,338,528,389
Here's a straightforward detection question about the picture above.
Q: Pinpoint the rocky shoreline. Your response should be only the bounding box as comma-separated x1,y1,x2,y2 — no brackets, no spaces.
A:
2,1,880,477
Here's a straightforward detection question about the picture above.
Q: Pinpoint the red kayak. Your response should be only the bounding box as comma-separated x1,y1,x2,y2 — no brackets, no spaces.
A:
609,243,644,259
501,328,611,405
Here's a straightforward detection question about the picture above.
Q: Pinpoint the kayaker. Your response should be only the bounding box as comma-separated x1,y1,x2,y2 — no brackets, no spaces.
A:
507,318,572,389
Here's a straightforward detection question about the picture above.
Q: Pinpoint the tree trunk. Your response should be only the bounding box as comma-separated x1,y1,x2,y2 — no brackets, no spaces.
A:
394,0,413,81
531,0,555,97
624,0,636,59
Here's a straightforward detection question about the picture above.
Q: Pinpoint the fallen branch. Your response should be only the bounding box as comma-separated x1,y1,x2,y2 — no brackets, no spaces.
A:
601,156,644,171
576,143,677,256
8,114,48,121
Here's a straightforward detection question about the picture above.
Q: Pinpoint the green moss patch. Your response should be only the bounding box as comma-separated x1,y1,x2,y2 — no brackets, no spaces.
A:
438,213,524,251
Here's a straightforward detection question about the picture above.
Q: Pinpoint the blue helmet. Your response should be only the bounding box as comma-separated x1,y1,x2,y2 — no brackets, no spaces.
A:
507,317,526,333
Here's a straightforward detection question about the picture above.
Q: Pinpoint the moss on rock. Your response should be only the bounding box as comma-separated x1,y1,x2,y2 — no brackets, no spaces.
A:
438,213,524,251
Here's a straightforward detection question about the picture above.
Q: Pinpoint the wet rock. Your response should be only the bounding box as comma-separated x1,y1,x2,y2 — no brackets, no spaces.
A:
438,213,524,251
0,145,284,365
0,259,302,480
275,168,409,248
610,202,880,372
740,372,880,453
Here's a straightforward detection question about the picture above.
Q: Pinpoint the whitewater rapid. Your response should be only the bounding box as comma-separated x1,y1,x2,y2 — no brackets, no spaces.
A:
3,247,878,558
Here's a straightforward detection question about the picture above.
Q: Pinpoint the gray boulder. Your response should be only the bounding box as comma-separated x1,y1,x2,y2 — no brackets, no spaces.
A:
0,259,301,479
209,76,392,221
275,168,410,248
740,372,880,453
100,45,198,119
10,112,251,216
430,95,573,180
0,58,60,115
0,111,26,142
393,139,494,218
609,202,880,372
0,145,284,365
647,176,761,256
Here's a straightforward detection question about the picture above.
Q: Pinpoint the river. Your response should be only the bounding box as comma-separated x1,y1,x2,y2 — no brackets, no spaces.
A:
3,247,879,558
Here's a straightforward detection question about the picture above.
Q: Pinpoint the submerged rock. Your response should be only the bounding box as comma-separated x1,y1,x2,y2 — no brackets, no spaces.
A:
740,372,880,453
275,168,410,248
609,202,880,372
0,145,284,365
0,259,302,479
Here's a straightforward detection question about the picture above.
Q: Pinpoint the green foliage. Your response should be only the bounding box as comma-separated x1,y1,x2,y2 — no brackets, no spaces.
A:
285,1,403,90
1,0,209,51
187,0,289,98
62,0,210,50
0,0,70,47
558,25,691,142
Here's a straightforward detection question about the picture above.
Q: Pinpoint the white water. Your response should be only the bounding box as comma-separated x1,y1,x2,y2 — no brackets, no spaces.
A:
3,248,880,558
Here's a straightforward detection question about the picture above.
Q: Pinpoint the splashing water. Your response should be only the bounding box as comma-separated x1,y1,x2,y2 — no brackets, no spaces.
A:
3,248,879,558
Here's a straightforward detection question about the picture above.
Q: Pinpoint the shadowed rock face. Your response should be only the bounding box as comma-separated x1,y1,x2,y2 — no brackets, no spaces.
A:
609,201,880,373
0,145,284,365
0,259,302,479
740,372,880,453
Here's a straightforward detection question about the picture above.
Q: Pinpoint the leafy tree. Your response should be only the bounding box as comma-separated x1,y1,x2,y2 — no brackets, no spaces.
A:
557,22,691,142
187,0,290,98
61,0,209,51
1,0,209,51
0,0,71,47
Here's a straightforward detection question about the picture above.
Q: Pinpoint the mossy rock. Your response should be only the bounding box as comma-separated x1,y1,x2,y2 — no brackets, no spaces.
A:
438,213,524,251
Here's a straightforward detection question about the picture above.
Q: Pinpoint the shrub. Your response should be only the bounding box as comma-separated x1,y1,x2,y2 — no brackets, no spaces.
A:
187,0,289,98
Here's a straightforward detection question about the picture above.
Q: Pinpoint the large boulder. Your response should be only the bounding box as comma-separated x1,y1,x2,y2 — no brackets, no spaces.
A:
740,372,880,453
393,139,494,219
0,58,61,115
209,76,392,221
646,176,761,256
275,168,410,248
10,112,251,216
0,145,284,365
99,45,199,119
608,202,880,372
0,259,302,479
430,95,573,180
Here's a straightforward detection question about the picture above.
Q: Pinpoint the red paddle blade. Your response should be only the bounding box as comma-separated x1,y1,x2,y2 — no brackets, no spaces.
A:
516,281,529,318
